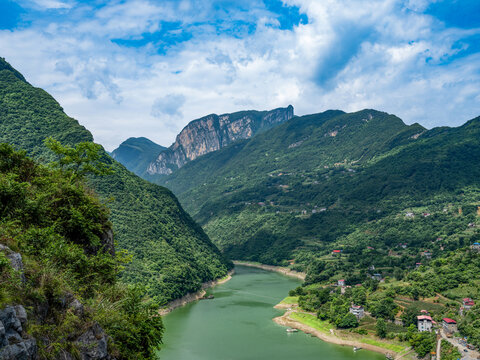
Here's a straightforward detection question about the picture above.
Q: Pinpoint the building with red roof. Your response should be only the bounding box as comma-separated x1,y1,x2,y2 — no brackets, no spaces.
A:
417,315,433,332
442,318,457,333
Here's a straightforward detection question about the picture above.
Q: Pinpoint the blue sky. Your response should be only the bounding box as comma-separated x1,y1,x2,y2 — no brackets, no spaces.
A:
0,0,479,150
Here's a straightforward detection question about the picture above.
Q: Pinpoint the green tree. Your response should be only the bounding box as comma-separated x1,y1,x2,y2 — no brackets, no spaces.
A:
376,318,387,338
44,137,112,180
337,312,359,329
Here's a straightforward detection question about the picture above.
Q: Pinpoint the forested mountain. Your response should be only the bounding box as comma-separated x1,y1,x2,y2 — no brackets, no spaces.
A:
0,57,232,305
111,137,166,176
143,108,480,268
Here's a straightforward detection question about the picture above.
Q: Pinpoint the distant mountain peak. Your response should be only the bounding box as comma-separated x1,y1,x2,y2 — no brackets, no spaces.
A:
146,105,295,175
0,57,27,83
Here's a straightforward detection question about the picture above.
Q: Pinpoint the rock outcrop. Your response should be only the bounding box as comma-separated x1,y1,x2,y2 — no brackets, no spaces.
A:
0,245,25,282
0,305,37,360
147,105,294,175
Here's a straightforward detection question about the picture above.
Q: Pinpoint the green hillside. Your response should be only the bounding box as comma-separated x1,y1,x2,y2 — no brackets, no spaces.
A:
155,108,480,267
0,57,231,305
111,137,166,176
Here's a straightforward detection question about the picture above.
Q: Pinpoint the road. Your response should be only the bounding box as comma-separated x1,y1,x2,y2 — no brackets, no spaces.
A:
440,329,480,360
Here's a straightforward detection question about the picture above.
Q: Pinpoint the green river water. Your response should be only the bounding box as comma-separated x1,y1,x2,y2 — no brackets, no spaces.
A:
158,265,385,360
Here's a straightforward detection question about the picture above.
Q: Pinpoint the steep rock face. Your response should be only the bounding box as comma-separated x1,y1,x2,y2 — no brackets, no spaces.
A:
147,105,294,175
0,305,37,360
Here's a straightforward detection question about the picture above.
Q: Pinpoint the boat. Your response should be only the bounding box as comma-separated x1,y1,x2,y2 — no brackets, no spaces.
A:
353,346,361,352
286,328,298,333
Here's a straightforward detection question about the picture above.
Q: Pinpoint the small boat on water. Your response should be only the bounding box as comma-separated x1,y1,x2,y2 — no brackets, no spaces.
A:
286,328,298,333
353,347,361,352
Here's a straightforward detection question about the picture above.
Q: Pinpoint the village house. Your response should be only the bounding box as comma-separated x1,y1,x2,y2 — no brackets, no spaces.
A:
468,223,476,228
422,251,432,259
471,242,480,252
367,246,375,250
415,262,422,268
423,212,431,217
406,212,415,218
462,298,475,312
338,279,345,287
372,273,382,281
369,265,375,271
350,305,365,319
400,243,408,249
442,318,457,334
332,249,342,256
417,315,433,332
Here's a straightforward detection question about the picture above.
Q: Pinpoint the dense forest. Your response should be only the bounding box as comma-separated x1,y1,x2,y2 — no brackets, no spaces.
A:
0,57,232,305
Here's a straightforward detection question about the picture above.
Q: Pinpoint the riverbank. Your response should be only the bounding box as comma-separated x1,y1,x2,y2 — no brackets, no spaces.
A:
159,270,234,315
232,261,306,281
273,306,411,359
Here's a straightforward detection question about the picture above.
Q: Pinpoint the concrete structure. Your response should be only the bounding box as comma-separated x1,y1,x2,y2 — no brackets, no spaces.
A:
442,318,457,334
350,305,365,319
417,315,433,332
337,279,345,287
471,242,480,252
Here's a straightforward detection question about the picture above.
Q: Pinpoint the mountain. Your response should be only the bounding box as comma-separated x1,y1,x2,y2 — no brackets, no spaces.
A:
145,105,294,176
0,57,232,305
151,108,480,267
111,137,166,176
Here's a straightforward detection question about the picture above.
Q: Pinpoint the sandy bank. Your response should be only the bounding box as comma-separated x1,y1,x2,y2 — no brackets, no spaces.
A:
273,310,407,359
233,261,306,281
159,270,234,316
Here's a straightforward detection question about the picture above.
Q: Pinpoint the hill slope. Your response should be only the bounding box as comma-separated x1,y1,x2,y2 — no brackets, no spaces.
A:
153,109,480,265
0,57,231,304
111,137,166,176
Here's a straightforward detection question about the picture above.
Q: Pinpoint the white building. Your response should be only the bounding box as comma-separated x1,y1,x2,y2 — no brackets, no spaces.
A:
350,305,365,319
417,315,433,332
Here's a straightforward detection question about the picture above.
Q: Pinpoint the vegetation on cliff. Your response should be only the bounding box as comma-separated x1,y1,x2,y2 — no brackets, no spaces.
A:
0,143,163,359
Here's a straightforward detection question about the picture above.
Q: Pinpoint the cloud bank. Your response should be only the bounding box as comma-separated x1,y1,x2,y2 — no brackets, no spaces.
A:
0,0,479,150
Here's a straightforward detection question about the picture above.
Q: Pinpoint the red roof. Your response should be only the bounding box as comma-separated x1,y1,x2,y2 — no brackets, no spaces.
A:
417,315,432,321
332,250,341,253
338,279,345,282
443,318,457,324
420,310,429,313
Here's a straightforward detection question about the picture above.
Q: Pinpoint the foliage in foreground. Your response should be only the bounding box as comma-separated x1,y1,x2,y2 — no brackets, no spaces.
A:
0,143,162,359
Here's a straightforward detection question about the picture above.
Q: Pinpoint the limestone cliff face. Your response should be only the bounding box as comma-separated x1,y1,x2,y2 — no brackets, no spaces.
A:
147,105,294,175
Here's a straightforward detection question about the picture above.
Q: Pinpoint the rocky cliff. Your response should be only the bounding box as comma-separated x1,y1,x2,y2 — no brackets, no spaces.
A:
146,105,294,175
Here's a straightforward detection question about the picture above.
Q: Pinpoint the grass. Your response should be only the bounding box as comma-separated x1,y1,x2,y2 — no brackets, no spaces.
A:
359,338,407,353
289,312,333,334
279,296,299,305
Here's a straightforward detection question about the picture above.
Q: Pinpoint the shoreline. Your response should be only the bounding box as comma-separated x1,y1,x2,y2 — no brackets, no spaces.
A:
159,269,234,316
273,310,408,359
233,261,306,281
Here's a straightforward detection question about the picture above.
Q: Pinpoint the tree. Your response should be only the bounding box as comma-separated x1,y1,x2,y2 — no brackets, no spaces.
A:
409,332,435,358
376,318,387,338
44,137,112,181
337,312,359,329
401,306,418,328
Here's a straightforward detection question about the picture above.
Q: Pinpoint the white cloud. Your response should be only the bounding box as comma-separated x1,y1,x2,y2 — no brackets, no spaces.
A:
0,0,479,150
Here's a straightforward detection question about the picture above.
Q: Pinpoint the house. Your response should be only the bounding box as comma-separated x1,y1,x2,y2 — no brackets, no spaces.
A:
367,246,375,250
423,213,431,217
350,305,365,319
463,298,475,311
415,263,422,268
332,250,342,255
417,315,433,332
372,273,382,281
422,251,432,259
338,279,345,287
400,243,408,249
471,243,480,252
369,265,375,271
468,223,476,228
406,212,415,218
442,318,457,334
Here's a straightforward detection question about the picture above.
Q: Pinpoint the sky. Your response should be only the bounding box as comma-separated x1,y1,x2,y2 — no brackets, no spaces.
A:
0,0,479,151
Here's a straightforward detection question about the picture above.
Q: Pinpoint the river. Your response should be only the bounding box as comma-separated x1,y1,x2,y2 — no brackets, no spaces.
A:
158,265,385,360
